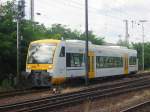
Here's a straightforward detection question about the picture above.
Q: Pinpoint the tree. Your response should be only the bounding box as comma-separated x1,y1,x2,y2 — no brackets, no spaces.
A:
46,24,80,40
80,31,105,45
0,1,17,83
46,24,105,45
132,42,150,70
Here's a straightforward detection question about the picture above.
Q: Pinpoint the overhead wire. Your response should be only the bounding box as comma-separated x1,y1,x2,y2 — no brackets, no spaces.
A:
35,0,145,37
33,0,125,33
25,0,150,41
35,0,124,21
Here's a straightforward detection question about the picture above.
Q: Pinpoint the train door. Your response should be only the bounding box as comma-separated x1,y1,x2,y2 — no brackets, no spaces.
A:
57,45,66,81
88,51,95,78
124,54,128,74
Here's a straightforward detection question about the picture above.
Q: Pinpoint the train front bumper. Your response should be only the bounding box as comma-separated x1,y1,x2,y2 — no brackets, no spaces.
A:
27,71,52,87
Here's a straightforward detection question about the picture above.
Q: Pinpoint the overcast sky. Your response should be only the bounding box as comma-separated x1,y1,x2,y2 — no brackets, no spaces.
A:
2,0,150,43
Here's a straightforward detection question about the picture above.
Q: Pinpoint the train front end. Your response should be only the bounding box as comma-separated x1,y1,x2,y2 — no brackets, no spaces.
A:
25,40,60,87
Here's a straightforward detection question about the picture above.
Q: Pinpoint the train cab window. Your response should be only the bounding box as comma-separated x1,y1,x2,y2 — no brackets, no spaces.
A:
60,46,65,57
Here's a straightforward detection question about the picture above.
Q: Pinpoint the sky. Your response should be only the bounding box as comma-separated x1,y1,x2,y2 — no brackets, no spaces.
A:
1,0,150,43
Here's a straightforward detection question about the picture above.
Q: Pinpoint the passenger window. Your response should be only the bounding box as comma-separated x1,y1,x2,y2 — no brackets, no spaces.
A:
60,47,65,57
66,53,84,67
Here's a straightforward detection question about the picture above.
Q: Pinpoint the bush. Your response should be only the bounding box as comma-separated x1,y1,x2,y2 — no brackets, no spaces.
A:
0,79,13,91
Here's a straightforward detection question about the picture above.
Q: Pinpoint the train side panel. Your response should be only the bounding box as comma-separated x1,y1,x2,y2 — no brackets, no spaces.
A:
95,47,124,77
65,43,85,78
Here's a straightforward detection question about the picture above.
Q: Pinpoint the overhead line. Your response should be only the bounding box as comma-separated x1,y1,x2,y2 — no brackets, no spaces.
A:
34,2,122,28
35,0,124,21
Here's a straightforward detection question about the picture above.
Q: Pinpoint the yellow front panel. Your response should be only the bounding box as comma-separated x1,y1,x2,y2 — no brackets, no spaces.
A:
31,39,61,44
26,64,53,70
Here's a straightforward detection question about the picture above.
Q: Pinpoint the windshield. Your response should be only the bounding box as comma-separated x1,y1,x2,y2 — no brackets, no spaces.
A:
27,43,56,64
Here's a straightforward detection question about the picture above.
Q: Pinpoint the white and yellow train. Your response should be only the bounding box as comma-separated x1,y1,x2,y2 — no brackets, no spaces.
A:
25,39,138,87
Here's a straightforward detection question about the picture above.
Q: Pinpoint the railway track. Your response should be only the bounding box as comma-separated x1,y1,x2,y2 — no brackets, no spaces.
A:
0,74,150,112
0,88,49,99
0,72,147,99
120,100,150,112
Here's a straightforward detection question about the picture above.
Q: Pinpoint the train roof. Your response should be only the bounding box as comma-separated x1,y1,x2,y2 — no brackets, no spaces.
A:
30,39,136,54
31,39,61,44
65,40,136,53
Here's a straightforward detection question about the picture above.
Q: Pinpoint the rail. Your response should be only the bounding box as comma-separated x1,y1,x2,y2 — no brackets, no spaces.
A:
120,100,150,112
0,88,49,99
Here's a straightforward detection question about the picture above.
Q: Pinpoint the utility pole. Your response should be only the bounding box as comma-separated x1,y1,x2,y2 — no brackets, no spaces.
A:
17,0,25,85
124,20,129,47
30,0,34,21
139,20,147,71
85,0,89,86
16,17,20,85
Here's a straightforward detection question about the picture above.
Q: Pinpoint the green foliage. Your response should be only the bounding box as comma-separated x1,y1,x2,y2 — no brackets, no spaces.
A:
132,42,150,70
79,31,105,45
0,79,14,91
45,24,105,45
0,1,17,83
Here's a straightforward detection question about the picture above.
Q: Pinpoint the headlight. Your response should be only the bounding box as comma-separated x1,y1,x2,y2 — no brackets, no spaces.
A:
48,65,53,69
27,65,30,69
26,66,31,73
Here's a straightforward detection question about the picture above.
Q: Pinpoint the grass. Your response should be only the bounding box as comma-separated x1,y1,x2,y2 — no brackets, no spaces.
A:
77,89,150,112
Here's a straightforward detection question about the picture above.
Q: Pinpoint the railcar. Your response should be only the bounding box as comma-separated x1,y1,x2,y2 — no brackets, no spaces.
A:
25,39,138,87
